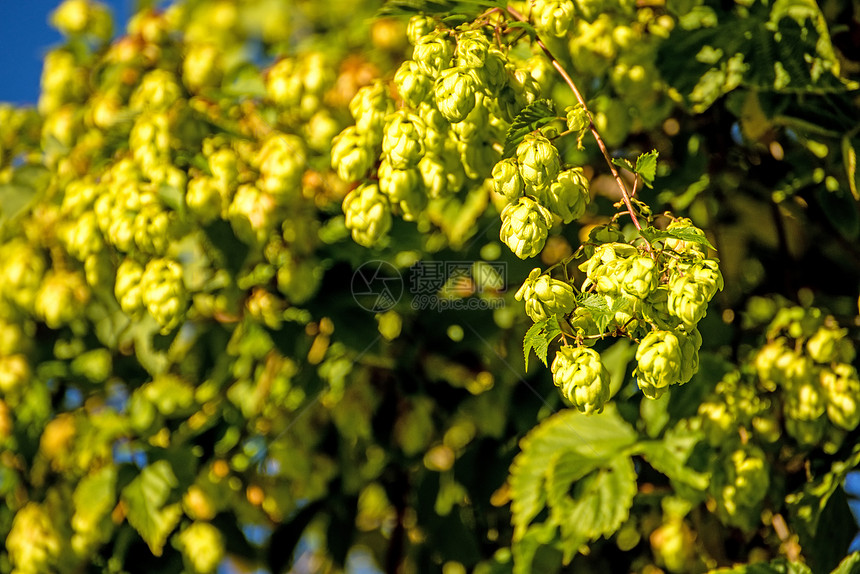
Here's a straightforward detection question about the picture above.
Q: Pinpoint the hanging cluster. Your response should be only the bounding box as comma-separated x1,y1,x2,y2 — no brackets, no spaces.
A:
519,217,722,412
331,16,541,247
753,305,858,447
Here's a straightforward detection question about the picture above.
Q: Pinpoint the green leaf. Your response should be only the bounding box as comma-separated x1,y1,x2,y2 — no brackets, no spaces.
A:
503,100,557,158
121,460,183,556
548,452,637,562
73,465,118,544
611,157,635,172
509,405,637,542
506,21,538,41
575,293,628,334
640,225,716,251
522,316,561,370
659,1,852,113
635,150,659,188
634,434,710,492
831,553,860,574
786,443,860,552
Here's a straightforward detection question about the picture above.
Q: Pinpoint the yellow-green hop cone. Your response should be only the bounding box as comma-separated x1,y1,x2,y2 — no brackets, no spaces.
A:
394,60,433,108
634,329,684,399
331,126,374,183
582,224,625,258
784,380,827,446
499,196,553,259
516,133,559,191
413,31,453,77
6,502,64,573
821,364,860,431
140,259,188,334
115,258,145,317
343,183,392,248
677,328,702,384
565,103,590,149
382,110,426,169
35,270,90,329
407,15,435,45
665,218,708,258
419,152,462,198
350,81,393,146
514,268,575,322
807,323,849,364
711,446,770,530
541,167,589,223
378,159,424,203
175,521,225,574
258,133,306,198
551,345,610,414
434,67,477,123
491,158,524,202
186,175,223,224
619,255,659,300
642,287,680,331
534,0,575,37
668,273,710,329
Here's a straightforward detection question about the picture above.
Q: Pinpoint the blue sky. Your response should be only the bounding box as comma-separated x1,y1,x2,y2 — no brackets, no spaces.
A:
0,0,134,106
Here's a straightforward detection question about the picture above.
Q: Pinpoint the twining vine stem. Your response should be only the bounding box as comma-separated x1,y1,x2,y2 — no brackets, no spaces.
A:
502,6,645,233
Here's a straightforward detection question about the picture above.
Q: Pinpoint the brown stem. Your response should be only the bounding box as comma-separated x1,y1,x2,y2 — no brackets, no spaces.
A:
503,6,644,233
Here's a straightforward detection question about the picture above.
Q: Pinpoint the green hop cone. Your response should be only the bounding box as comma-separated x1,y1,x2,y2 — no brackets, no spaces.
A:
634,329,684,399
569,307,600,342
343,183,392,248
499,196,553,259
413,31,453,77
516,133,560,191
176,521,225,574
140,258,188,334
514,268,575,322
377,158,424,203
394,60,433,108
115,258,145,317
807,323,849,364
350,81,393,146
455,30,490,68
583,224,625,258
418,152,463,198
6,502,64,573
551,345,611,414
580,242,637,296
678,328,702,384
407,15,435,46
434,67,477,123
565,103,590,149
642,287,680,331
784,379,827,446
712,446,770,530
541,167,589,223
331,126,374,183
382,110,426,169
618,254,658,300
491,158,524,202
821,364,860,431
665,218,708,258
668,273,710,329
533,0,575,37
35,270,89,329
